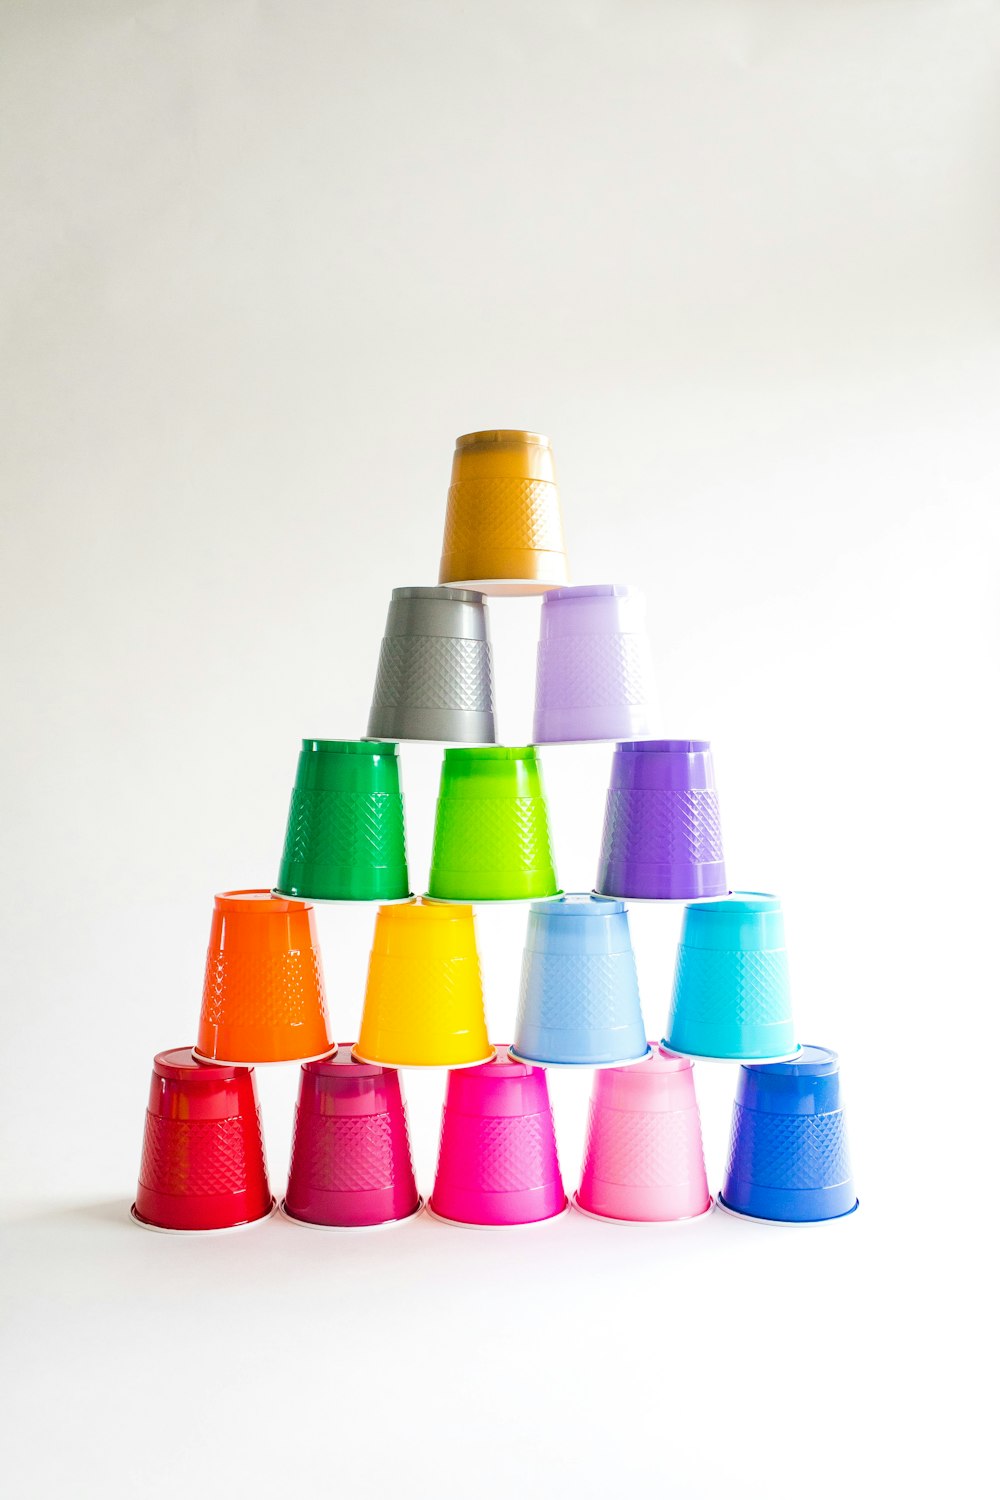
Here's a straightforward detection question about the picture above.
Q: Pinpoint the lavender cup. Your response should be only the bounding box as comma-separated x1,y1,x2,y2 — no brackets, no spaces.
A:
532,584,657,744
595,739,727,901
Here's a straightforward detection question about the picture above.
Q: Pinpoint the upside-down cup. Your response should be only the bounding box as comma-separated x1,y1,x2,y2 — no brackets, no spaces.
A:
427,746,559,901
720,1046,858,1224
663,894,798,1063
366,586,497,744
275,738,410,902
438,429,568,596
510,894,649,1067
429,1047,567,1227
283,1053,420,1229
575,1048,712,1223
353,899,493,1069
596,739,727,900
533,584,657,743
195,890,335,1065
132,1048,273,1232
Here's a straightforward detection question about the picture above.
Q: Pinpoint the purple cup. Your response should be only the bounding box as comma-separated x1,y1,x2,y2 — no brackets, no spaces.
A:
595,740,727,901
532,584,657,743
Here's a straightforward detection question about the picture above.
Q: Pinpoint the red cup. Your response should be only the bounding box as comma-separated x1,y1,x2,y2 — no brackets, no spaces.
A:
283,1052,421,1230
132,1048,273,1232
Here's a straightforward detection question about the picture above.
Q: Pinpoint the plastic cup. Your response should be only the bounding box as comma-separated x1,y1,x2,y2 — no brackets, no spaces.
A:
429,1047,567,1227
282,1052,420,1230
366,586,497,744
575,1047,712,1223
132,1048,273,1232
195,890,335,1065
438,429,568,596
662,893,798,1063
510,894,649,1067
427,746,559,902
353,899,493,1068
595,739,727,900
720,1046,858,1223
532,584,657,743
275,738,410,902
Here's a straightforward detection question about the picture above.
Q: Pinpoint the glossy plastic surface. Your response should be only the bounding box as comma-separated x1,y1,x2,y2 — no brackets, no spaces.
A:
353,899,493,1068
720,1046,858,1223
595,739,727,900
576,1046,712,1222
195,890,335,1064
367,586,497,744
428,746,559,901
438,429,569,596
275,739,410,901
429,1047,566,1226
283,1052,420,1228
511,894,648,1065
133,1048,272,1232
533,584,657,743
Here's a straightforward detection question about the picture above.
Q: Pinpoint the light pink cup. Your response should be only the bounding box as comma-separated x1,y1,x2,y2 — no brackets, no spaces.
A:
429,1047,566,1227
576,1046,711,1222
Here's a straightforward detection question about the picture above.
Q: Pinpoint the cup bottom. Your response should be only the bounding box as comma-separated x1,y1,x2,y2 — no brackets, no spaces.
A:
422,891,564,906
716,1195,860,1227
129,1200,278,1235
278,1198,424,1232
571,1193,715,1226
350,1044,497,1070
424,1198,571,1230
191,1045,338,1068
661,1042,803,1065
507,1044,652,1070
271,888,414,906
441,578,565,596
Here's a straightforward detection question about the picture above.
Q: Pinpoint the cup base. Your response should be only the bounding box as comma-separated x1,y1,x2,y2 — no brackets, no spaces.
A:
191,1045,338,1068
278,1198,424,1232
507,1044,653,1071
570,1193,715,1226
424,1198,570,1230
661,1043,803,1065
592,888,733,905
350,1044,497,1070
271,888,414,906
129,1200,278,1235
422,891,563,907
716,1195,860,1227
441,578,564,597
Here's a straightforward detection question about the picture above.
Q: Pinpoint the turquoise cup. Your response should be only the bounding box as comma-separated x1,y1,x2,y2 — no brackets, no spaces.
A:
662,894,799,1063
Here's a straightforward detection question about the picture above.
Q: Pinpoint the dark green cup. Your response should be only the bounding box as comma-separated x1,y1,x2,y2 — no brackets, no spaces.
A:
275,739,410,901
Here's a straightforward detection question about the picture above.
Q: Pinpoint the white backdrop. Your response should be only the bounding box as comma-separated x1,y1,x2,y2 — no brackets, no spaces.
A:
1,2,996,1496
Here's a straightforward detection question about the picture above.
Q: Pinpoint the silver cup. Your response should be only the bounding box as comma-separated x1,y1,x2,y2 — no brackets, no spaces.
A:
366,586,497,743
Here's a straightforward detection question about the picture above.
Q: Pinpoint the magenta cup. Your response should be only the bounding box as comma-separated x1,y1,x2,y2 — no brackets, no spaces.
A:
283,1052,420,1230
575,1048,712,1223
532,584,657,743
595,739,727,900
429,1047,567,1227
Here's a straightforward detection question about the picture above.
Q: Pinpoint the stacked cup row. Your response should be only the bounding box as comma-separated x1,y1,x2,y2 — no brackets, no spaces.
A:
133,1044,856,1234
275,738,727,906
188,890,800,1073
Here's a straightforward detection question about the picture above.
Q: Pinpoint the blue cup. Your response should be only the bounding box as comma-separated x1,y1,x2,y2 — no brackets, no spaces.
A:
510,894,650,1067
662,893,798,1062
720,1046,858,1223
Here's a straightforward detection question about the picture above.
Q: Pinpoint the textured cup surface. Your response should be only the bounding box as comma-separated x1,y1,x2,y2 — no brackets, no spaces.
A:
430,1047,566,1226
596,739,726,900
511,894,648,1066
438,430,568,596
133,1048,272,1231
533,584,657,743
275,739,410,901
721,1046,857,1222
576,1047,711,1222
367,586,497,744
353,899,493,1068
663,894,797,1061
428,746,559,901
195,890,334,1065
284,1052,419,1228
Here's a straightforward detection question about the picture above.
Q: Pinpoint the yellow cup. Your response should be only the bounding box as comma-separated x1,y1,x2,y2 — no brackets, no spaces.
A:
353,899,494,1068
438,430,569,596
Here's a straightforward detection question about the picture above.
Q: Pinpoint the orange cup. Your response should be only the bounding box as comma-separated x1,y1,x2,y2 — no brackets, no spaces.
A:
438,430,569,596
195,890,335,1065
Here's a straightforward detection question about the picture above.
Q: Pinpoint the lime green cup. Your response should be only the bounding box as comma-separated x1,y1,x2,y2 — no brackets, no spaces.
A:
427,746,560,902
275,739,410,902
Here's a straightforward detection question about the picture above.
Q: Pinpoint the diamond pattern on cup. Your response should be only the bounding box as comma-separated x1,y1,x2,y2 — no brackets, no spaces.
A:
670,946,790,1027
373,635,495,712
289,1111,406,1193
601,787,724,867
437,1112,556,1193
280,789,407,871
517,950,639,1030
433,796,554,872
202,948,325,1029
139,1111,263,1197
726,1103,852,1191
537,633,653,709
583,1101,704,1187
444,477,564,553
364,954,484,1030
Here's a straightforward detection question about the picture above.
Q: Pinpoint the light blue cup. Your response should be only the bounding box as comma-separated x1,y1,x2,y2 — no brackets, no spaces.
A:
662,893,799,1063
510,894,650,1067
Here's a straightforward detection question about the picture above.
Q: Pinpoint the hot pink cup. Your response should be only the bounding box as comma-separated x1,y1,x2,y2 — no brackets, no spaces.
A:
283,1052,420,1229
575,1046,711,1223
429,1047,566,1227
